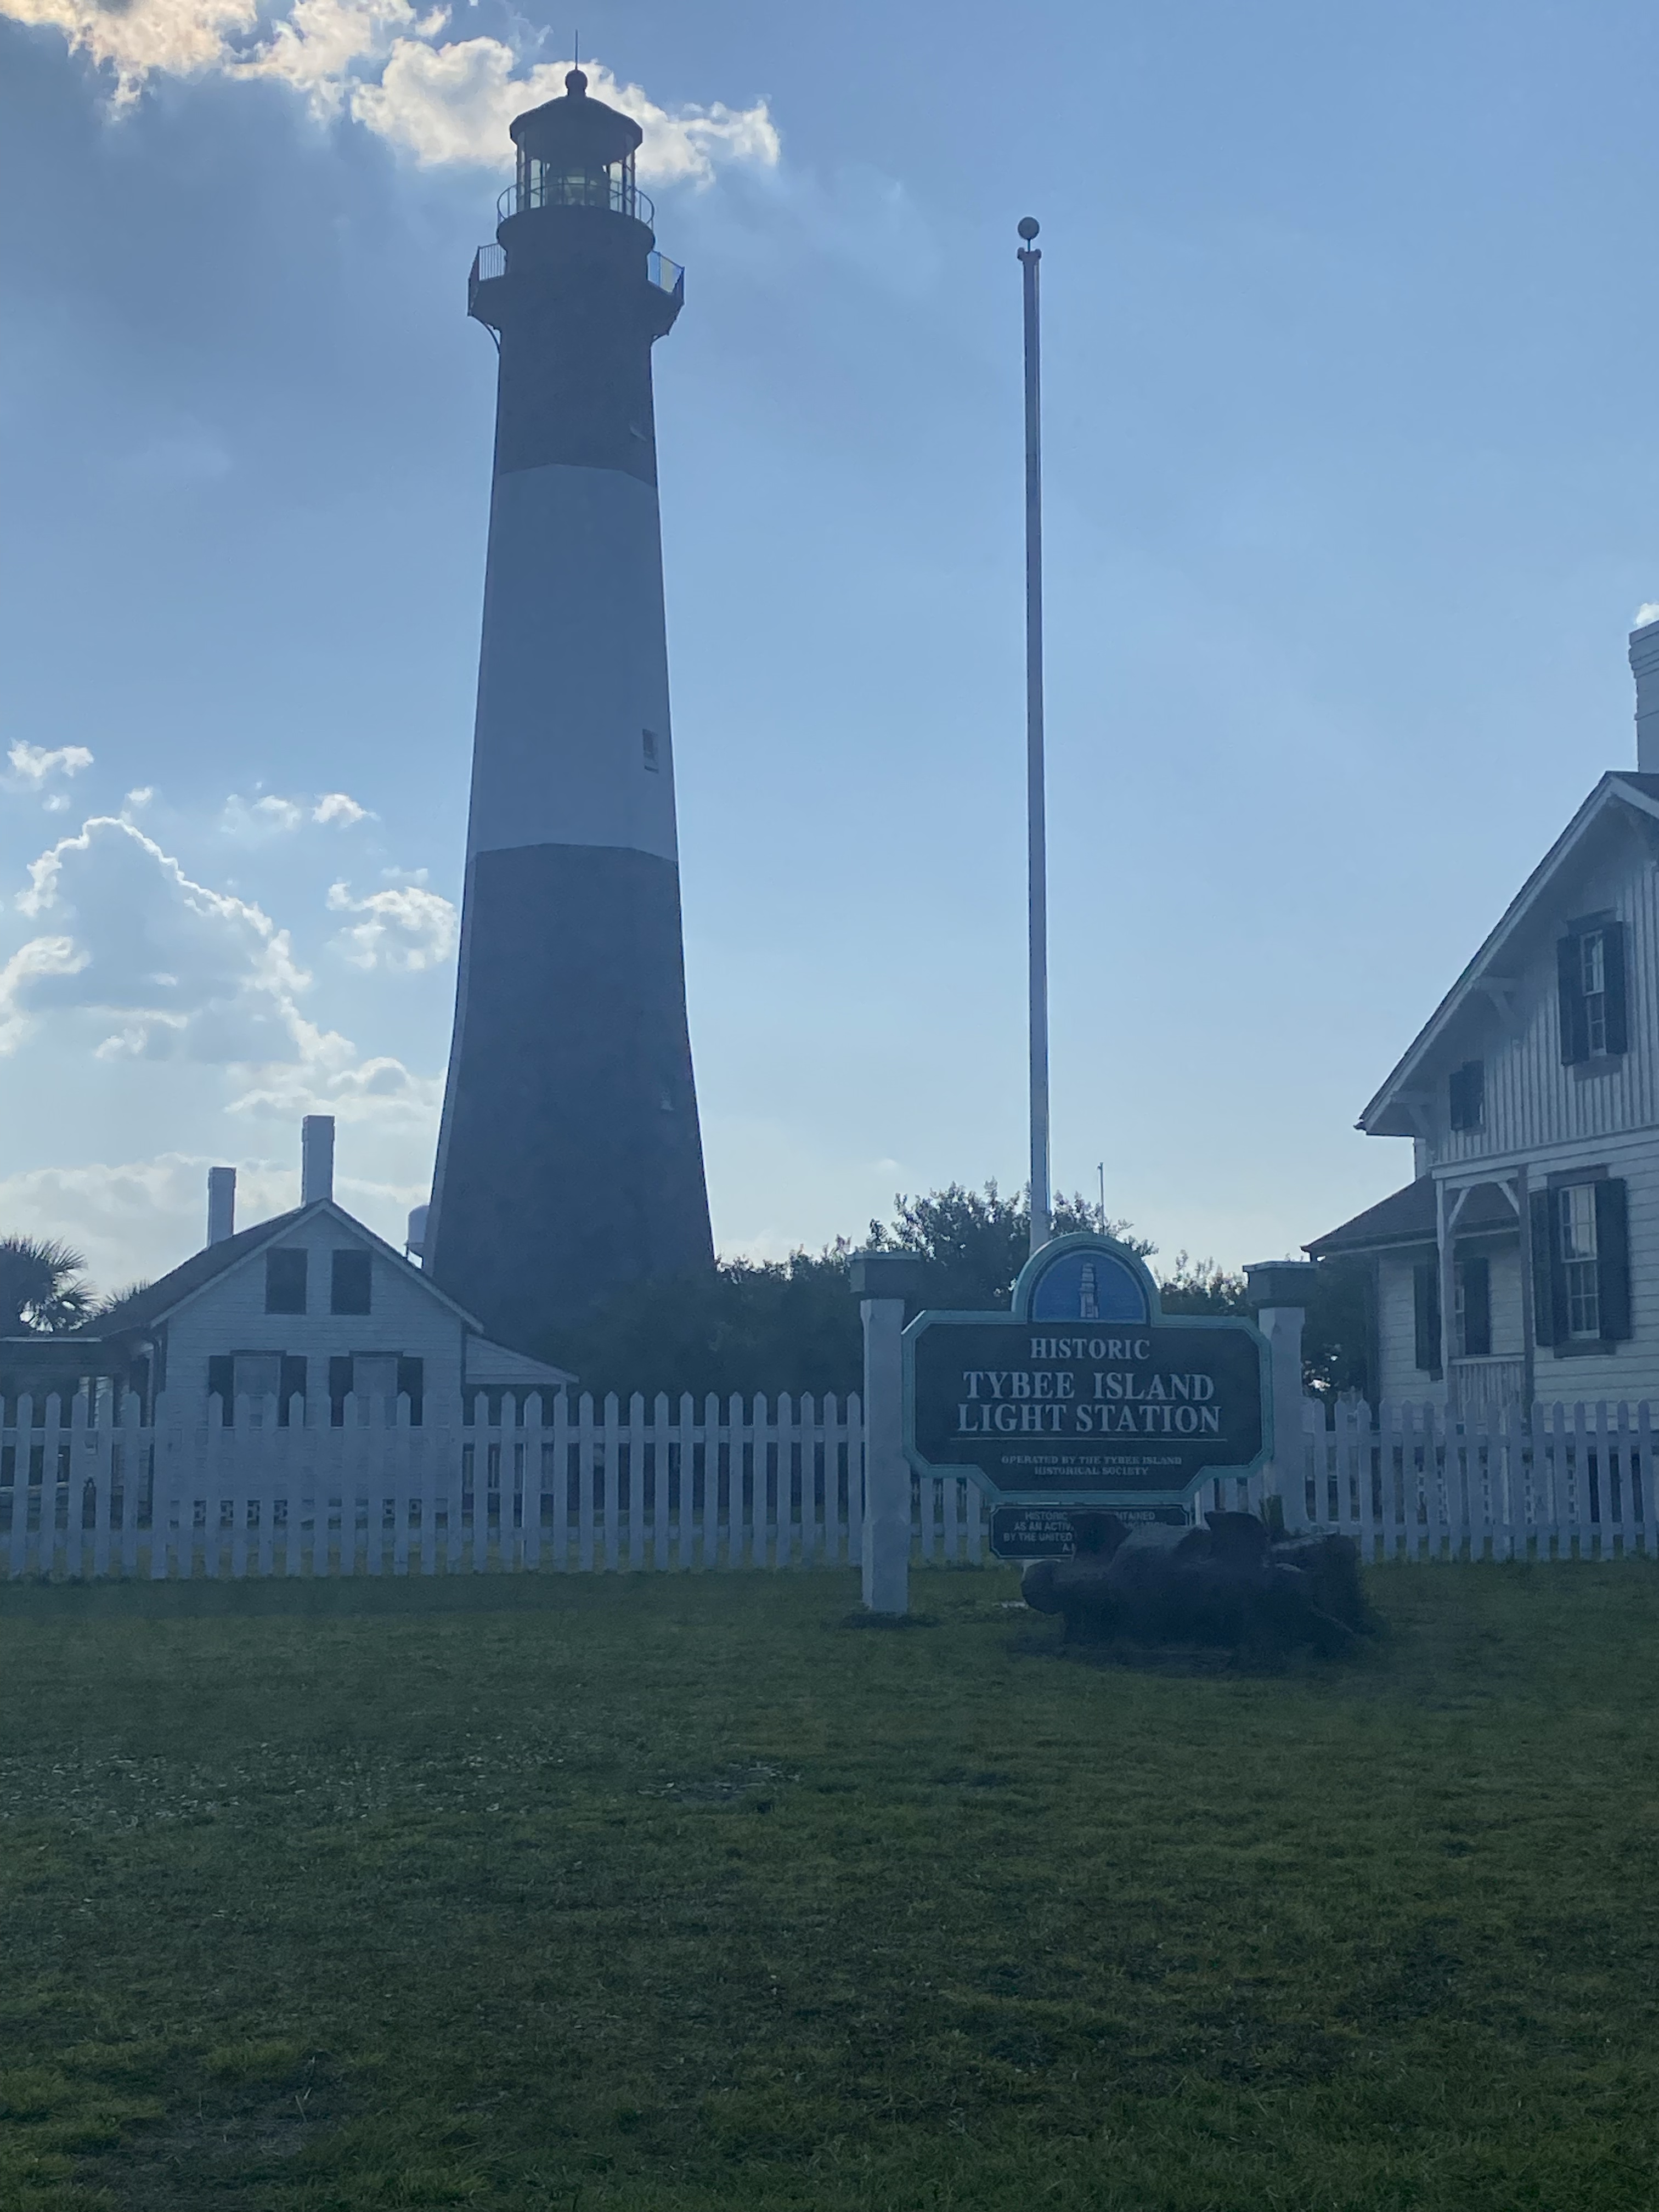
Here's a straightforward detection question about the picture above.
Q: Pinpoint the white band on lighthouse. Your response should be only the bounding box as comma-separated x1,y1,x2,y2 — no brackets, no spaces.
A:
467,461,680,865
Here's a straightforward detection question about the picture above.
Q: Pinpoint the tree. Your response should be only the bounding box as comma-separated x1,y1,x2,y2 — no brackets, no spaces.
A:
867,1181,1150,1311
1155,1252,1248,1316
1301,1257,1372,1400
546,1183,1155,1402
0,1235,94,1335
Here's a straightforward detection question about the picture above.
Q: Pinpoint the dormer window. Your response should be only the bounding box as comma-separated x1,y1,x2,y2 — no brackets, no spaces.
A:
1558,913,1628,1064
1448,1059,1485,1132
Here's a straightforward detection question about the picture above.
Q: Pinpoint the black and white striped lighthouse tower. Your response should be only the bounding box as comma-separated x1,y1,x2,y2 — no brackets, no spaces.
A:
426,67,714,1348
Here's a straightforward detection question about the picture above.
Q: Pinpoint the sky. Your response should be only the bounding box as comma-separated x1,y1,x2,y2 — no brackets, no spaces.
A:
5,0,1659,1298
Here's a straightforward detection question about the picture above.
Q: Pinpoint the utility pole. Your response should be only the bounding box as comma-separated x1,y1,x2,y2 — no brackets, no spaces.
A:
1018,215,1050,1259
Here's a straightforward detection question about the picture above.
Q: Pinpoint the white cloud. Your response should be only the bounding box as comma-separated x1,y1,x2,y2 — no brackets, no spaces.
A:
9,813,327,1066
351,47,778,183
219,792,306,838
1637,603,1659,629
219,789,373,837
0,934,89,1054
125,787,155,812
313,791,370,825
6,0,780,184
1,0,256,103
0,1150,428,1294
326,877,457,971
8,741,94,787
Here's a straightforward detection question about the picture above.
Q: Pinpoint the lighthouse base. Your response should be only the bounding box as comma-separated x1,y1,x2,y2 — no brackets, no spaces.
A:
427,839,714,1353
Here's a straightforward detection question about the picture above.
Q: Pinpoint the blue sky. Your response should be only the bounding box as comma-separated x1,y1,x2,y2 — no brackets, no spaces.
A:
4,0,1659,1295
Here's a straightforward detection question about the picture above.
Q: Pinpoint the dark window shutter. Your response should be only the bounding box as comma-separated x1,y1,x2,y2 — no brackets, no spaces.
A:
1448,1060,1485,1132
1558,933,1589,1064
1413,1262,1442,1375
207,1355,234,1427
397,1356,425,1427
330,1250,372,1315
1603,920,1629,1057
328,1355,353,1428
1594,1177,1632,1341
1531,1188,1565,1348
265,1248,308,1315
279,1355,307,1427
1460,1254,1491,1357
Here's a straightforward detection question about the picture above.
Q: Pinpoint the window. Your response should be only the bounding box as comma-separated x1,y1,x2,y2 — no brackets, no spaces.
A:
642,727,660,772
1532,1178,1632,1350
329,1353,424,1426
1559,1184,1601,1340
264,1248,307,1314
1557,915,1628,1065
208,1353,306,1426
331,1249,372,1315
1581,933,1607,1056
235,1352,281,1398
1453,1255,1491,1357
1412,1261,1442,1375
1448,1060,1485,1132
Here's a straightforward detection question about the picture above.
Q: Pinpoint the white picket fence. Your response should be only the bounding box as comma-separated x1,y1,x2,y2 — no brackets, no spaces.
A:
0,1388,986,1581
1302,1396,1659,1561
3,1387,1655,1581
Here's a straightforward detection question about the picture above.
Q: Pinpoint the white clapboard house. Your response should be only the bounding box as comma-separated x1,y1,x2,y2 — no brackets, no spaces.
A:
70,1117,573,1424
1307,620,1659,1416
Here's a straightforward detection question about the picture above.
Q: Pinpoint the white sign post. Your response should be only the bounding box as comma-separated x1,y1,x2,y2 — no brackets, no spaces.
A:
851,1254,919,1613
1244,1261,1317,1532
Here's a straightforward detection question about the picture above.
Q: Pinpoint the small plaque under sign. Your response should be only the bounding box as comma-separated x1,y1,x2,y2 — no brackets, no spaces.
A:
988,1503,1188,1561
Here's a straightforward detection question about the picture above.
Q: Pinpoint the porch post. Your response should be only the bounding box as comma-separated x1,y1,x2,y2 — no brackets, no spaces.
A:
1436,1179,1457,1417
1516,1162,1536,1408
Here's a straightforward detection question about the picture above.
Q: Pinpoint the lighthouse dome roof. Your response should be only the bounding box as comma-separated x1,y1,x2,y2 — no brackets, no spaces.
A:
510,70,643,165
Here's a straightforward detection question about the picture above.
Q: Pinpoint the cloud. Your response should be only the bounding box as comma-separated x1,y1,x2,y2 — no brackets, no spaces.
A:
0,934,89,1054
219,789,370,837
1638,603,1659,629
8,741,94,788
0,1150,428,1293
8,813,328,1065
313,791,370,825
352,47,779,183
2,0,257,103
326,877,457,971
8,0,780,184
0,1152,285,1294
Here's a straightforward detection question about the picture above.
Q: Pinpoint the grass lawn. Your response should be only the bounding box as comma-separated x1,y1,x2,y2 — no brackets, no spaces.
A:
2,1563,1658,2210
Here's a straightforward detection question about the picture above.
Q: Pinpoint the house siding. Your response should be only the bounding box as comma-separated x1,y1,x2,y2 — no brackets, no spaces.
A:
163,1212,470,1415
1377,1253,1428,1402
1432,821,1659,1168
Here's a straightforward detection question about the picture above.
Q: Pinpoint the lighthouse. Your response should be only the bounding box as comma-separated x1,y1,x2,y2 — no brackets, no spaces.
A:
426,68,714,1350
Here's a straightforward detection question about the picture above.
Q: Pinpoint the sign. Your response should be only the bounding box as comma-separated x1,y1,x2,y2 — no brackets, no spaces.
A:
904,1232,1270,1510
987,1502,1188,1560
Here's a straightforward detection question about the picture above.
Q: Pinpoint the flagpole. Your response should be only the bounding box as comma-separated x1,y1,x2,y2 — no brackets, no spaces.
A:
1018,216,1050,1259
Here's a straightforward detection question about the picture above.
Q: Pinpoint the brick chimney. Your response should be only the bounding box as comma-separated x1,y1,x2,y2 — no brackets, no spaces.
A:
301,1115,335,1206
1629,615,1659,771
206,1165,236,1246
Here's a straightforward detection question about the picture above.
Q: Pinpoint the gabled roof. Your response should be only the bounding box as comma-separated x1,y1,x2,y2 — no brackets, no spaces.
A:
1305,1177,1434,1257
1306,1175,1521,1259
1359,772,1659,1137
464,1337,578,1390
78,1209,304,1337
82,1200,484,1339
